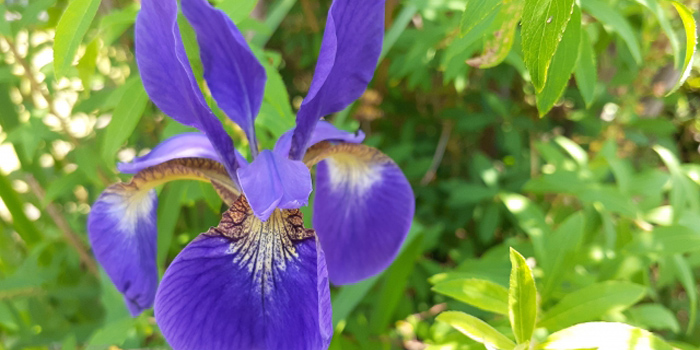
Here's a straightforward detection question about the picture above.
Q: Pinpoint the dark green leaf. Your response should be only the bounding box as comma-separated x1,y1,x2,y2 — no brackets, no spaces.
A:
574,29,597,107
581,0,642,64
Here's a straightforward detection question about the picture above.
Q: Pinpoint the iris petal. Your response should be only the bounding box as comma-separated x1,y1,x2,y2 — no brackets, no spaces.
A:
135,0,241,175
310,143,414,284
155,196,332,350
117,133,247,174
88,184,157,316
289,0,385,159
237,150,312,221
274,120,365,158
181,0,266,150
88,157,243,315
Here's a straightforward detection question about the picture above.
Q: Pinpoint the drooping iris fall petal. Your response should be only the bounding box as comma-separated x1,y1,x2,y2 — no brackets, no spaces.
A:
181,0,266,150
308,143,414,285
117,133,247,174
155,197,332,350
289,0,385,159
88,184,158,316
135,0,241,175
237,150,312,221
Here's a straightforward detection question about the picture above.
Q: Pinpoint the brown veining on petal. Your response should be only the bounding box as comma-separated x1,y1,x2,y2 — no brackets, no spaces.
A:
205,195,316,295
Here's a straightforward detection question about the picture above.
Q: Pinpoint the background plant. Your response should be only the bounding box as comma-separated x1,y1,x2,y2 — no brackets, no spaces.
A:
0,0,699,349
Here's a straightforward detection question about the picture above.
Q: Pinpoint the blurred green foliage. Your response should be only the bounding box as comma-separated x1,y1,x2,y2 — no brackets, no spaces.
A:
1,0,700,349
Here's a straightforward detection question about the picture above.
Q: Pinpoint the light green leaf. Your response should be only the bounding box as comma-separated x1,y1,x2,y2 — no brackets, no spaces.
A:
536,5,580,116
86,317,134,347
628,304,681,333
77,38,100,91
581,0,642,64
539,281,646,330
574,29,597,107
541,322,674,350
667,0,697,95
460,0,503,38
508,248,537,344
628,225,700,255
521,0,576,91
54,0,101,78
467,0,525,68
541,212,584,299
100,77,148,164
437,311,516,350
217,0,258,24
432,278,509,314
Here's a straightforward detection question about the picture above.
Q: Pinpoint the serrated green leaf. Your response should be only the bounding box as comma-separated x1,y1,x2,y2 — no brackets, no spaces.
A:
467,0,525,68
539,281,646,331
460,0,503,38
437,311,516,350
541,322,674,350
574,29,597,107
521,0,576,91
582,0,642,64
433,278,509,314
508,248,537,344
667,0,697,95
100,77,148,164
54,0,101,78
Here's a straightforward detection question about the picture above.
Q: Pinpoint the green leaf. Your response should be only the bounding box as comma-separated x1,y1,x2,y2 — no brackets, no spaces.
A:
541,212,584,299
460,0,502,38
0,172,42,245
217,0,258,24
100,77,148,164
667,0,697,95
53,0,101,78
432,278,509,314
521,0,576,91
536,5,580,116
437,311,516,350
332,275,380,326
508,248,537,344
581,0,642,64
538,281,646,331
628,304,681,333
157,183,187,271
627,225,700,255
574,29,597,107
635,0,680,67
467,0,525,68
77,38,100,91
541,322,674,350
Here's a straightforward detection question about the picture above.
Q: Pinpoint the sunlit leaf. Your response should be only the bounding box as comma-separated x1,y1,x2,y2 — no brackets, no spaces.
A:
54,0,101,78
541,322,674,350
536,5,581,116
508,248,537,345
667,0,697,95
521,0,576,91
460,0,503,38
539,281,646,330
467,0,525,68
100,77,148,164
437,311,516,350
433,278,509,314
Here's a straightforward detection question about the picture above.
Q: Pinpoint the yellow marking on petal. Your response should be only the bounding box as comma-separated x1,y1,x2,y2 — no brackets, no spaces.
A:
304,142,392,195
206,196,314,295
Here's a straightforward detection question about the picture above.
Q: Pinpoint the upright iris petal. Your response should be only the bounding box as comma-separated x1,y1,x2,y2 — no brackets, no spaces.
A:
182,0,266,151
274,120,365,157
155,196,332,350
289,0,386,159
136,0,240,176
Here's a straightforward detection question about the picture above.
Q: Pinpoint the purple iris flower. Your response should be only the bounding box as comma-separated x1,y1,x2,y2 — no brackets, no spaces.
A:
86,0,415,348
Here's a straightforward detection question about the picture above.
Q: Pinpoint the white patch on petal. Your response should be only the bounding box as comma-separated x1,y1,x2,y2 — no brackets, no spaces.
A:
101,189,155,235
326,156,383,196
